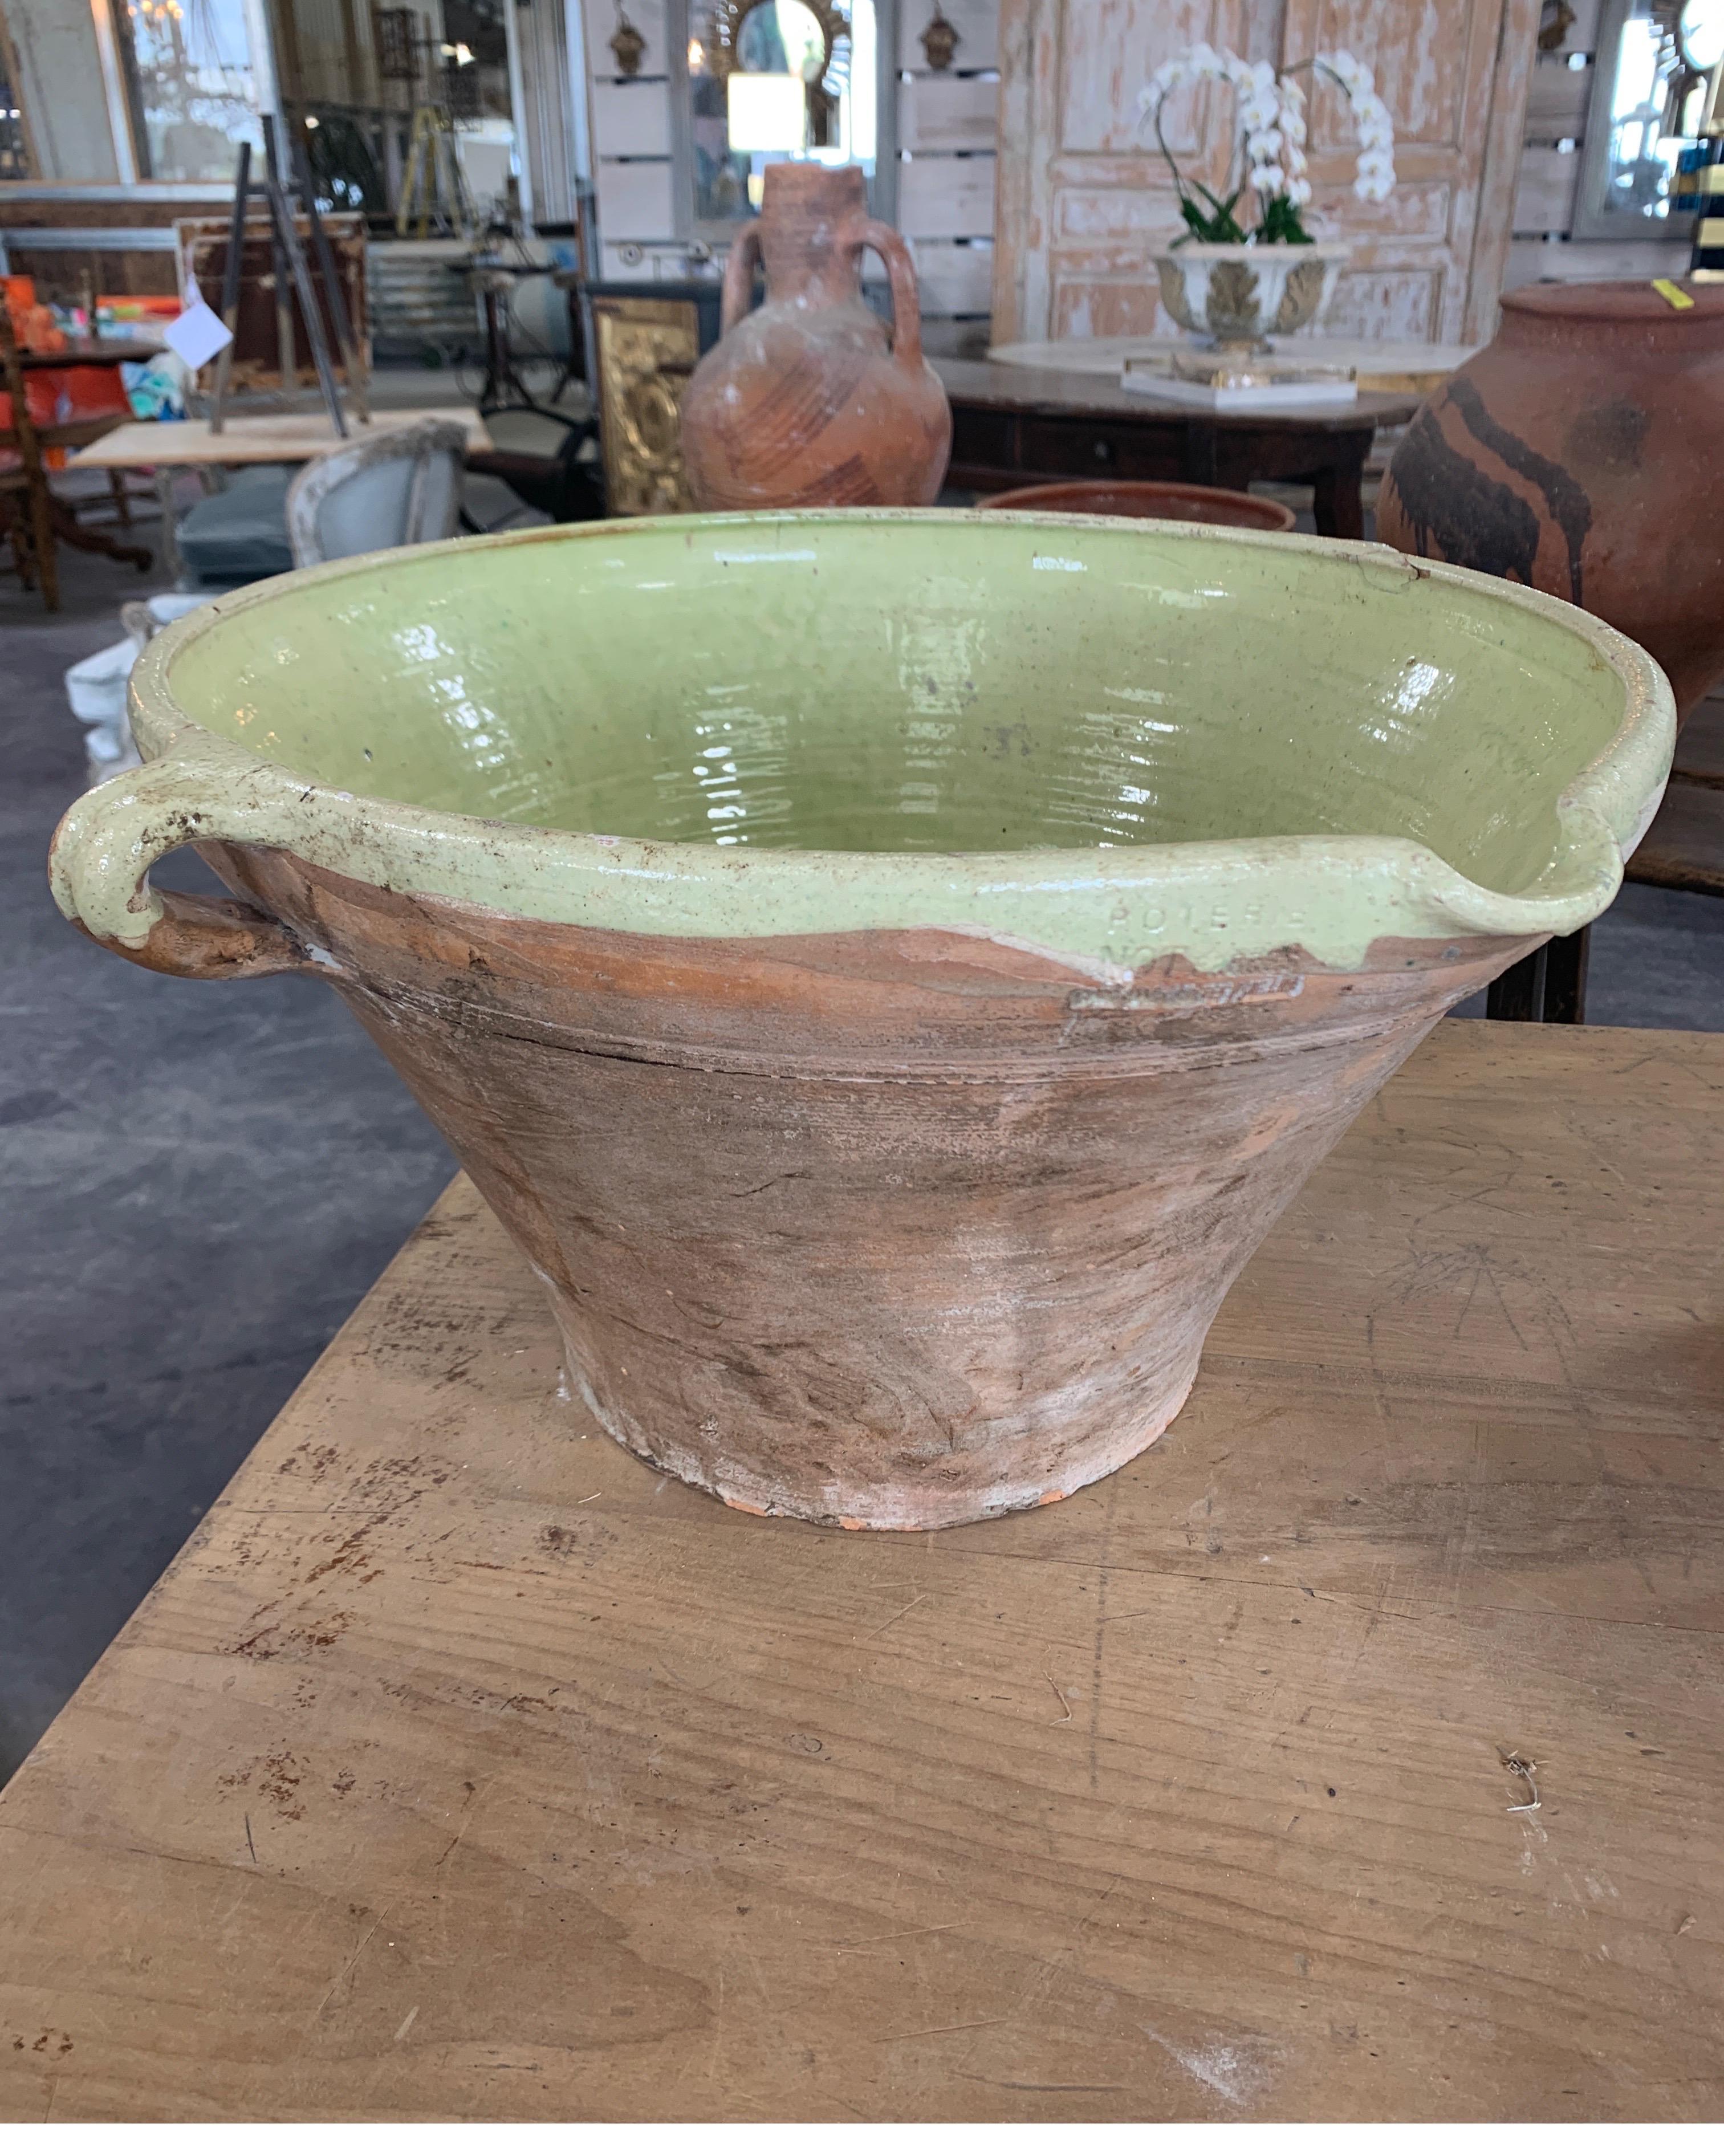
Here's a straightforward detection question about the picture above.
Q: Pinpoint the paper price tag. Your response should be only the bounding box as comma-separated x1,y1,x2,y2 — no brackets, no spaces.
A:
162,276,235,369
1651,278,1696,311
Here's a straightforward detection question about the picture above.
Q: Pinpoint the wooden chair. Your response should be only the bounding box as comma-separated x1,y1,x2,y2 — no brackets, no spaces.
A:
0,303,60,609
2,305,154,605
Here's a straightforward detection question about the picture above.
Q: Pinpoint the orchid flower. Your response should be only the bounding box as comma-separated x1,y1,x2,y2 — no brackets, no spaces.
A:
1137,40,1397,242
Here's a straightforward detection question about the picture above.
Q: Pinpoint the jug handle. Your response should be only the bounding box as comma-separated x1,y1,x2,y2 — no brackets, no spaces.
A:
719,222,764,335
49,750,326,982
848,218,925,373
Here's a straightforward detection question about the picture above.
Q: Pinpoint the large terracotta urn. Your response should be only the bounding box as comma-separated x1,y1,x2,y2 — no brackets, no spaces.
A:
1377,282,1724,719
49,515,1671,1530
680,163,951,509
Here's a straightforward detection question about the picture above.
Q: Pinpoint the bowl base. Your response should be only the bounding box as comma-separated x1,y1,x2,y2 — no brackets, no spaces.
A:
556,1349,1200,1532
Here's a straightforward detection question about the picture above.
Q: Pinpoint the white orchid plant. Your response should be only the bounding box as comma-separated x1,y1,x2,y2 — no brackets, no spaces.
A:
1138,44,1397,246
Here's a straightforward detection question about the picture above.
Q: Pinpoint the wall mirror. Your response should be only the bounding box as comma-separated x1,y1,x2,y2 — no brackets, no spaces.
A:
1573,0,1724,237
673,0,891,245
103,0,266,181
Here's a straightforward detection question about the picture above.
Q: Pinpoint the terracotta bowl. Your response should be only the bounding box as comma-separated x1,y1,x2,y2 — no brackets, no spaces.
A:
981,478,1296,530
50,512,1674,1531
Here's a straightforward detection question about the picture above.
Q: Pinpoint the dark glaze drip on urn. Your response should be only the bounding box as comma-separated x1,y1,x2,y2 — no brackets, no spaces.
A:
1444,378,1592,607
1378,280,1724,718
1388,404,1544,593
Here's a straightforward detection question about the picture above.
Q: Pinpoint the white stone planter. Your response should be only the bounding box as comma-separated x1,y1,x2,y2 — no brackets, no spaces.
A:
1153,242,1349,348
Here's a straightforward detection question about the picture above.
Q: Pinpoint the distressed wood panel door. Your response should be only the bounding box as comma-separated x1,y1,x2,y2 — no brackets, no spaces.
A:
1280,0,1542,342
993,0,1540,345
993,0,1268,343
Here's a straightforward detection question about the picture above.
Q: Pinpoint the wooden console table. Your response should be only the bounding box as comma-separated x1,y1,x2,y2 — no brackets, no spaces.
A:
2,1023,1719,2122
934,358,1419,539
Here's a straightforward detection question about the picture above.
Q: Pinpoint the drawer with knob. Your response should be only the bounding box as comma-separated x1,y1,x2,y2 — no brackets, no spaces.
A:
1016,417,1182,481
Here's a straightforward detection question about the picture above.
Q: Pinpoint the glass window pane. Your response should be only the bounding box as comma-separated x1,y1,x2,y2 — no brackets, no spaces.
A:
1600,1,1693,225
118,0,263,182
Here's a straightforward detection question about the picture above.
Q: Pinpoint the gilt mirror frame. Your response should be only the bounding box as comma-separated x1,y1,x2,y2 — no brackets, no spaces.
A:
705,0,848,84
668,0,899,249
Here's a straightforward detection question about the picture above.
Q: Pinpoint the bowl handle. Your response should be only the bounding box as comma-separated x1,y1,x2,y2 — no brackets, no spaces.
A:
48,751,327,982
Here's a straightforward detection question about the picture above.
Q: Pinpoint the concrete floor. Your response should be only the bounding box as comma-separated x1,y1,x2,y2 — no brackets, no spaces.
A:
0,517,456,1785
2,477,1721,1786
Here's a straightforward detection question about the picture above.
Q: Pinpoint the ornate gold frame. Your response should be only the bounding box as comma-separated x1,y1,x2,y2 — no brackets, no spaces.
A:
590,296,701,518
705,0,848,86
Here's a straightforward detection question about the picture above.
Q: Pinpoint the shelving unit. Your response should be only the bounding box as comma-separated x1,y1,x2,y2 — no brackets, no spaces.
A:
585,0,1000,343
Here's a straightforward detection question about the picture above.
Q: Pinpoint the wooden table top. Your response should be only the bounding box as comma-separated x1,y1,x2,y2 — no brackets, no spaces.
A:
67,404,494,470
13,340,161,370
934,356,1420,433
2,1022,1719,2122
6,413,127,454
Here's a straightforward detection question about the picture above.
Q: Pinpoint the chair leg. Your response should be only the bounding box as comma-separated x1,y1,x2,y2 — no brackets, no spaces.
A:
1486,946,1548,1022
1485,929,1589,1023
46,495,154,573
29,477,59,611
1541,926,1590,1024
109,471,133,528
2,499,33,588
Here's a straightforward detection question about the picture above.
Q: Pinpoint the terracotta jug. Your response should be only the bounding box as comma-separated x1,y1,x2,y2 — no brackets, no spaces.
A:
680,164,951,510
1377,281,1724,719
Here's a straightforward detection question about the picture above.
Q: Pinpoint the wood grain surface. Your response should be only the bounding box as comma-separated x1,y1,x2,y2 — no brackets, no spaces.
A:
67,407,492,471
2,1022,1721,2122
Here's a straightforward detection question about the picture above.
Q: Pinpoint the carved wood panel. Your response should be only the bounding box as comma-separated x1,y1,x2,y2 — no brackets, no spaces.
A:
1292,0,1475,149
1280,0,1542,340
993,0,1542,345
1059,0,1250,156
994,0,1261,343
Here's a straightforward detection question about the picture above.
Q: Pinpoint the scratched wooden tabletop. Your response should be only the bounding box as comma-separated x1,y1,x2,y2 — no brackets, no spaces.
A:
2,1023,1719,2122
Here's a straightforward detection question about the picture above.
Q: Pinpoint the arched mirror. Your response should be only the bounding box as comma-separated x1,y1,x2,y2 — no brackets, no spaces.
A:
676,0,885,241
729,0,834,78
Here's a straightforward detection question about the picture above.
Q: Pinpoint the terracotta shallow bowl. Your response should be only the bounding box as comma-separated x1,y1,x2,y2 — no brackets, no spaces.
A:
50,512,1674,1529
981,478,1296,531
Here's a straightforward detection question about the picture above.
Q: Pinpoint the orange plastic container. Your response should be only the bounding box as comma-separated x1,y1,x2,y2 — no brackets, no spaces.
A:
3,273,68,356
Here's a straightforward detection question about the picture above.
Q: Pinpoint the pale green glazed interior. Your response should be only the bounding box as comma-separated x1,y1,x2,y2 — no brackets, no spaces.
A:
164,514,1628,885
91,511,1674,973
